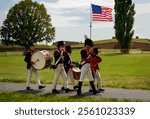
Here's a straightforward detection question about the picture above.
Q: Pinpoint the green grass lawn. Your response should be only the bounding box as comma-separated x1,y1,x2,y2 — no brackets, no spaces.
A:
0,50,150,90
0,91,136,102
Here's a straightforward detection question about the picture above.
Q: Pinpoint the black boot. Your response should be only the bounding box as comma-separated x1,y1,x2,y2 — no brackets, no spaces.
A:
89,81,99,95
52,89,59,94
77,82,82,95
73,86,78,90
39,85,46,90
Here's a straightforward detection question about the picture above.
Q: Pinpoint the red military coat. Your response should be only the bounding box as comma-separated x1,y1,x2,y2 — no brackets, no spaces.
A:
90,56,102,74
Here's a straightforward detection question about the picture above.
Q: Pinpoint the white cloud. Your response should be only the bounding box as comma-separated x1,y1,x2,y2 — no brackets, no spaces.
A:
51,14,83,27
135,3,150,16
41,0,114,9
92,22,114,29
41,0,114,27
133,2,150,38
1,0,150,41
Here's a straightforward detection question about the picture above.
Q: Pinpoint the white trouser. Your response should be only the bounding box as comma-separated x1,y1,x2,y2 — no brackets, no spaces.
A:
53,64,67,89
26,67,41,87
94,70,102,89
62,68,75,88
79,63,94,82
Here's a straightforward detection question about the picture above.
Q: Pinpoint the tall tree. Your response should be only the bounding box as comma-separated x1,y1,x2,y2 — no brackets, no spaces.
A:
114,0,135,53
0,0,55,50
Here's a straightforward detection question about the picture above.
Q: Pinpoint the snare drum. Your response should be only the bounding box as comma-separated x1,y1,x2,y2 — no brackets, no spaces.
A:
31,50,52,70
72,67,81,80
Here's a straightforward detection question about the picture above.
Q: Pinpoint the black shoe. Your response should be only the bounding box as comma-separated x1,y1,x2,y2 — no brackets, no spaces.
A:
26,87,33,90
73,86,78,90
98,89,105,92
89,81,99,95
39,85,46,90
89,89,93,92
93,90,99,95
65,88,71,93
89,89,99,94
52,89,59,93
61,87,65,90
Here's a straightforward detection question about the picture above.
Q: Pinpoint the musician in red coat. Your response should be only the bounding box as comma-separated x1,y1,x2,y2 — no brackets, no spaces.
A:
77,37,99,95
90,47,105,92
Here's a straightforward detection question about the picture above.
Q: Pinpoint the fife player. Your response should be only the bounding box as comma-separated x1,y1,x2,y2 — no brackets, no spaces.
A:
51,41,69,93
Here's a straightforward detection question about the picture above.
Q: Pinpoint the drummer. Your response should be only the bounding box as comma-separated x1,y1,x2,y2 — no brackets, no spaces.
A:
62,45,78,90
24,43,46,90
52,41,69,93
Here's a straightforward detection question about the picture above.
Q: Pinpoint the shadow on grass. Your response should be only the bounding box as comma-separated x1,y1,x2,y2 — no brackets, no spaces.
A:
44,90,100,97
44,89,76,96
16,90,43,94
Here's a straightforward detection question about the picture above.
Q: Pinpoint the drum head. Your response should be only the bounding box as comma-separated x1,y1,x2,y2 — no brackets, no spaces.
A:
72,67,81,80
31,51,46,70
72,67,80,72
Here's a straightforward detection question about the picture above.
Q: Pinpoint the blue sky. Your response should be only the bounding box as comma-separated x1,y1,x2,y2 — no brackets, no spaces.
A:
0,0,150,43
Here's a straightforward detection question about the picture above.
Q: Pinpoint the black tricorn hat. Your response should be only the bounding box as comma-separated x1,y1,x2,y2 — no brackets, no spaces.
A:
57,41,65,47
84,38,94,47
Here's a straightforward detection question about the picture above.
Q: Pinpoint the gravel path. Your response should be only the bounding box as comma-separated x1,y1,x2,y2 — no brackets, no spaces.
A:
0,82,150,101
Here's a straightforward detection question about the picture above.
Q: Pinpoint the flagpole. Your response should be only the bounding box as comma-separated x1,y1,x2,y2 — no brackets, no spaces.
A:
90,3,92,39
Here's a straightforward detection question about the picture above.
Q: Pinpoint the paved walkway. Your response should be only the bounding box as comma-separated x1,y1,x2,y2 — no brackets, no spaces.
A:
0,82,150,101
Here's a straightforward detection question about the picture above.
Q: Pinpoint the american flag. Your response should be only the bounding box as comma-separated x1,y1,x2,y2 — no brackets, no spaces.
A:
92,4,112,22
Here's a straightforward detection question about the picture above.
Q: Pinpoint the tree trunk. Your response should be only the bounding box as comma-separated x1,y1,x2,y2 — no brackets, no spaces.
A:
120,49,130,54
23,45,29,55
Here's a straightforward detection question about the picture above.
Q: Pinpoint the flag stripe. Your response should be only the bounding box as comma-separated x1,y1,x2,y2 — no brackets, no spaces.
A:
92,4,112,22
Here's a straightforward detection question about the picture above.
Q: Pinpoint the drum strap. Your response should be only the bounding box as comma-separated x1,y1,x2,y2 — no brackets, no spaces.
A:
68,54,72,64
81,61,87,66
54,50,63,66
79,61,87,69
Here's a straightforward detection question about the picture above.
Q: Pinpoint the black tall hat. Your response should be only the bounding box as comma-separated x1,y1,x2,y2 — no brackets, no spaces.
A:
57,41,65,47
84,38,94,47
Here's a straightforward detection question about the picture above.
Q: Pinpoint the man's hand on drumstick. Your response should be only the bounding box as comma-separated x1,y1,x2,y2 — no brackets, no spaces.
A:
31,61,35,65
31,59,39,65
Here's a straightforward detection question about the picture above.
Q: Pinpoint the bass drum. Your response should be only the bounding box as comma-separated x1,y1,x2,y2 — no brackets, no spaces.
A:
31,50,52,70
72,67,81,80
